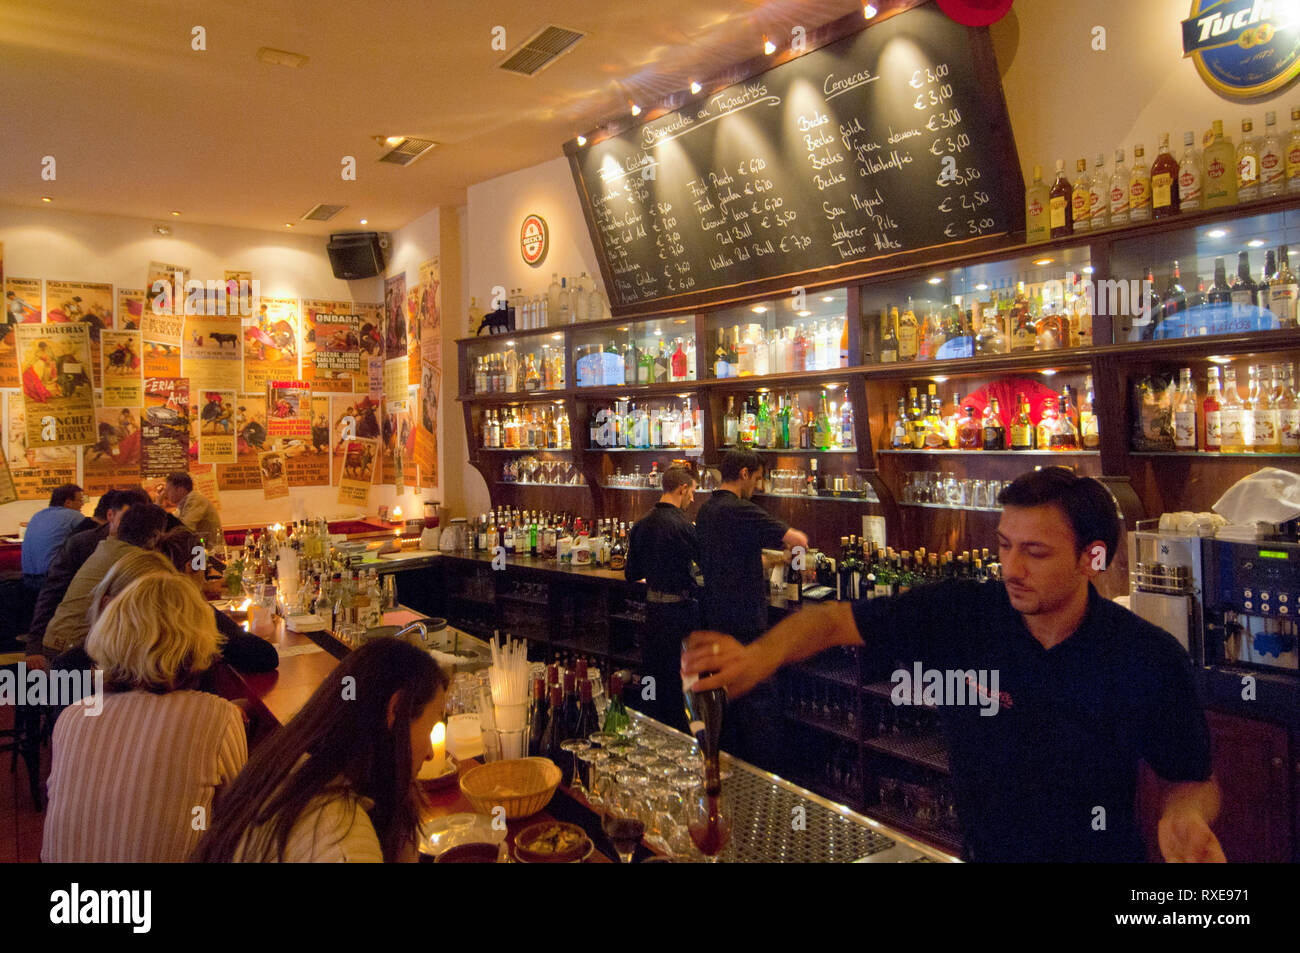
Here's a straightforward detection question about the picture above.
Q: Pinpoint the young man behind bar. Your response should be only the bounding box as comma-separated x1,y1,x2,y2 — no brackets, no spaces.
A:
684,467,1224,863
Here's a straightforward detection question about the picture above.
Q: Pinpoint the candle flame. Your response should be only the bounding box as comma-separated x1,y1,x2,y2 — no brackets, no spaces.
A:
431,722,446,744
393,506,403,519
238,598,252,611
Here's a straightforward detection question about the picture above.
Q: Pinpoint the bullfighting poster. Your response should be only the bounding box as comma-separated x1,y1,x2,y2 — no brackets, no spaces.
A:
382,396,416,489
3,392,76,500
0,443,16,506
354,303,383,392
300,299,349,390
82,406,142,495
259,450,288,500
100,330,143,407
244,296,298,394
216,395,267,492
266,380,311,441
143,340,181,378
2,278,41,390
116,287,144,330
183,313,242,392
15,323,95,448
140,377,190,479
285,395,330,488
330,394,381,485
416,367,438,490
337,437,378,507
191,464,221,514
46,280,112,390
142,261,189,346
309,307,361,393
197,389,238,465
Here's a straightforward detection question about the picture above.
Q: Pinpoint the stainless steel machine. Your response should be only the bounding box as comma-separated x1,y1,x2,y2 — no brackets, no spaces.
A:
1127,519,1204,661
1202,535,1300,674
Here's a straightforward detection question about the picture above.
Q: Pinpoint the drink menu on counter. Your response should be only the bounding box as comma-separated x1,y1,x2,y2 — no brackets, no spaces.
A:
568,4,1020,310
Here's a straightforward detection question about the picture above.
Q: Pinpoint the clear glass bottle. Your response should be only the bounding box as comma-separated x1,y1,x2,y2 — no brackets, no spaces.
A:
1173,367,1198,451
1261,110,1286,198
1089,152,1109,229
1079,375,1099,450
1236,118,1260,202
1203,119,1237,208
1249,365,1280,453
1274,363,1300,452
1109,148,1130,225
1071,157,1091,232
1269,245,1298,328
1128,144,1152,222
1025,164,1050,243
1219,365,1247,453
1204,366,1224,453
1178,131,1203,212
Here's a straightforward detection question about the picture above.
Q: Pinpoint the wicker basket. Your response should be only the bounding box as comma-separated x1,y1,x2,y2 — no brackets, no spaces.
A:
459,757,561,819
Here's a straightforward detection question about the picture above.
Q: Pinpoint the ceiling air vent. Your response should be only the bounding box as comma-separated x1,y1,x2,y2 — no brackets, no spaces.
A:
498,25,585,77
301,203,346,222
378,137,438,166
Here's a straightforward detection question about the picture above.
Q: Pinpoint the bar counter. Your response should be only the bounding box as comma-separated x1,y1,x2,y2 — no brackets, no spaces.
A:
218,611,956,863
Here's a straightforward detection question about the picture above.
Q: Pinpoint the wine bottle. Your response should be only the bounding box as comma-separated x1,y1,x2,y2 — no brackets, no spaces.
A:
603,673,630,733
528,676,548,756
681,640,727,794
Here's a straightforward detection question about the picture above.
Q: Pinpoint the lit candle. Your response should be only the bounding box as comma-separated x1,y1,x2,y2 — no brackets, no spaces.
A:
430,722,446,775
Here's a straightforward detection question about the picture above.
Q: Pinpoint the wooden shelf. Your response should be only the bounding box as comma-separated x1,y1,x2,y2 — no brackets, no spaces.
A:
879,448,1099,456
1130,451,1300,459
494,482,587,488
587,446,704,453
755,492,876,503
898,502,1000,514
457,390,569,403
864,733,950,774
475,447,573,453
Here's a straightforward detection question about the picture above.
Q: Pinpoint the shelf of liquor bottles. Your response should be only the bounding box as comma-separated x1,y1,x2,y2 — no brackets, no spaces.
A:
878,449,1099,456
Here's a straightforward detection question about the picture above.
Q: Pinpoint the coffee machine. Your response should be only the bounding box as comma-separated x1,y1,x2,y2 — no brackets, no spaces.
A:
1127,520,1204,661
1202,533,1300,674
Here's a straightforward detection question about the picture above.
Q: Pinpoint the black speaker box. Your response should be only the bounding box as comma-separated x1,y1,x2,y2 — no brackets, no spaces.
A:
326,232,386,280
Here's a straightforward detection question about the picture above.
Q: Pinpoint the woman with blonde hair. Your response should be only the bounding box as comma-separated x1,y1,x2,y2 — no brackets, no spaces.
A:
41,573,247,862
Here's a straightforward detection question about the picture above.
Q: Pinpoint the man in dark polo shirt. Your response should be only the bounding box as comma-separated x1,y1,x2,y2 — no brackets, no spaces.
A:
685,467,1223,863
694,449,809,775
625,465,700,731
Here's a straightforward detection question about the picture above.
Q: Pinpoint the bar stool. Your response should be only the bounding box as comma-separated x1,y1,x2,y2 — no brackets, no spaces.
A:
0,649,46,810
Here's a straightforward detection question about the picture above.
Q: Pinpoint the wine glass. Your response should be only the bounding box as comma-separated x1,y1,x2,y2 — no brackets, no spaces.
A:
686,788,731,863
603,770,649,863
585,749,612,811
560,739,591,796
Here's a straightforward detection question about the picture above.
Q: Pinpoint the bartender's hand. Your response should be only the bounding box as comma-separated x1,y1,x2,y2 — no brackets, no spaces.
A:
1158,809,1226,863
682,631,778,700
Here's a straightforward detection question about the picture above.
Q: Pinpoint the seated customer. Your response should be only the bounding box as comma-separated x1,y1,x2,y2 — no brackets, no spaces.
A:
153,526,278,674
42,574,247,862
20,483,86,595
162,471,223,546
40,502,169,660
193,638,447,863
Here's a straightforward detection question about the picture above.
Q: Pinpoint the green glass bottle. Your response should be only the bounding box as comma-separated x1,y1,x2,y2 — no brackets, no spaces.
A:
778,394,791,449
755,393,771,448
815,391,833,450
603,673,630,734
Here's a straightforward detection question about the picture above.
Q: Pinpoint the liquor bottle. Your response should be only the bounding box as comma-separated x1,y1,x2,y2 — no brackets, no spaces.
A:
1036,396,1060,450
788,394,803,449
682,648,727,795
974,302,1007,355
623,341,638,385
1288,107,1300,194
839,318,849,368
1072,158,1092,233
1237,118,1260,202
982,397,1007,450
739,398,755,448
1151,133,1180,218
1220,365,1247,453
1261,110,1285,198
815,391,833,450
524,353,542,391
1129,144,1152,222
686,338,697,380
575,677,600,743
879,309,899,363
1231,250,1258,307
1162,261,1187,331
1203,120,1237,208
637,341,653,385
1204,366,1224,453
1048,397,1079,451
1089,152,1109,230
1269,246,1298,328
840,397,855,449
1025,164,1050,243
923,395,946,449
1275,363,1300,452
890,397,909,449
713,329,731,379
754,330,770,377
1178,131,1203,212
1207,257,1232,305
723,396,739,447
897,301,919,361
1010,394,1035,450
944,390,964,449
755,394,771,449
1009,281,1035,352
528,677,548,756
1109,148,1130,225
1049,159,1073,238
1173,367,1199,451
653,342,669,383
905,386,923,447
1060,384,1081,435
957,405,982,450
540,685,566,766
1248,365,1281,453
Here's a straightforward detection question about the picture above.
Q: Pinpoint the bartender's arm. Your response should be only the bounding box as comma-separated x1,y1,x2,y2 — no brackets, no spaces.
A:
1157,778,1224,862
684,600,859,698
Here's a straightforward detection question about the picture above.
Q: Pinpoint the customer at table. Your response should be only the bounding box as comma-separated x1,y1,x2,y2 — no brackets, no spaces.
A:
154,526,278,674
684,467,1223,863
42,574,247,862
20,483,86,595
624,464,700,730
40,502,169,660
193,638,447,863
161,470,223,546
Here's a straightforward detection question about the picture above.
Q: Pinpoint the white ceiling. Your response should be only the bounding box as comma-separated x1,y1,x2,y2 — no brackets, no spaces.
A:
0,0,867,236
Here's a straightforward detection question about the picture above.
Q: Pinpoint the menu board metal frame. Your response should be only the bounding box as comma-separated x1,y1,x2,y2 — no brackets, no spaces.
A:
565,0,1024,319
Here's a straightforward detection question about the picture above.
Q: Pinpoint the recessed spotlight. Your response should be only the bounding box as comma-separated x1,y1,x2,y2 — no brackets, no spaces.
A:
41,196,52,203
630,103,641,117
1041,369,1057,377
798,310,812,317
619,326,629,332
690,81,702,95
654,329,662,335
1247,239,1265,247
153,224,171,236
576,135,587,147
821,295,834,303
674,319,687,324
1082,266,1095,274
932,377,948,384
1207,228,1227,239
763,37,776,55
359,218,368,225
170,210,181,216
505,340,515,346
284,222,294,228
975,283,989,291
927,277,942,285
1207,355,1232,364
863,3,878,18
1034,257,1054,266
751,305,768,313
551,333,562,340
385,136,404,146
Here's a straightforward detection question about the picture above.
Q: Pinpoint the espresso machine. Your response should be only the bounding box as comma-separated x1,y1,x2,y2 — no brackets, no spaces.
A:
1202,531,1300,674
1127,519,1204,661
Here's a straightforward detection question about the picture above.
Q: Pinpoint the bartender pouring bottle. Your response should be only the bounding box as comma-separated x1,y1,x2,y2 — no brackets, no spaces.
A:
686,467,1223,862
695,449,809,776
625,466,701,731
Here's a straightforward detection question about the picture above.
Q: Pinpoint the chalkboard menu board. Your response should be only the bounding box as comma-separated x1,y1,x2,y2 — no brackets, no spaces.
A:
568,3,1021,313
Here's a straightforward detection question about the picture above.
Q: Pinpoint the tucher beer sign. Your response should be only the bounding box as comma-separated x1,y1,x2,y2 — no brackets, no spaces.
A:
1182,0,1300,98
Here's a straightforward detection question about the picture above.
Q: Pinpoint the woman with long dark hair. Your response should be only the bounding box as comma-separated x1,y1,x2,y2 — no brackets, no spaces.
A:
194,638,448,862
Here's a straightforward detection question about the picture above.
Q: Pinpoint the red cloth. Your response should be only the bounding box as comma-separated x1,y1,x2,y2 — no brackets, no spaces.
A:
960,377,1061,427
22,366,51,402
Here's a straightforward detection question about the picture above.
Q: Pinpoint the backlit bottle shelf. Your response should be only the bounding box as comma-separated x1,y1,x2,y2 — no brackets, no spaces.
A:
898,501,1001,514
878,448,1099,456
1130,451,1300,458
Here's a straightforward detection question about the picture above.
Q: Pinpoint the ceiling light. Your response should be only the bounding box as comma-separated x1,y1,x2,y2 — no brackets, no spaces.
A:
751,305,768,313
630,103,641,116
505,340,515,346
927,277,942,285
821,295,834,303
654,329,662,335
798,310,812,316
932,377,947,384
1207,355,1232,364
41,196,52,203
1248,239,1265,247
359,218,368,225
385,136,405,146
1082,266,1095,274
1207,228,1227,238
551,333,562,340
576,135,587,146
170,210,180,216
763,37,776,55
1034,257,1054,266
975,283,989,291
284,222,294,228
1041,369,1057,377
257,47,307,68
690,81,702,95
153,225,171,235
863,3,878,18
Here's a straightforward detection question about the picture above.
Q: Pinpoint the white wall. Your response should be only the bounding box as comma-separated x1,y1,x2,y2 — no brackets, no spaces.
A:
0,203,398,533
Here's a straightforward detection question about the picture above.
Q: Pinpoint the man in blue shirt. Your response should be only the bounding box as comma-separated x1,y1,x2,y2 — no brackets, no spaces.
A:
20,484,86,594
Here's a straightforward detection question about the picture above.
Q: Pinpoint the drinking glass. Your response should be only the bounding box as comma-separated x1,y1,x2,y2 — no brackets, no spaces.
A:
944,474,963,506
603,770,650,863
559,739,591,796
686,788,731,863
